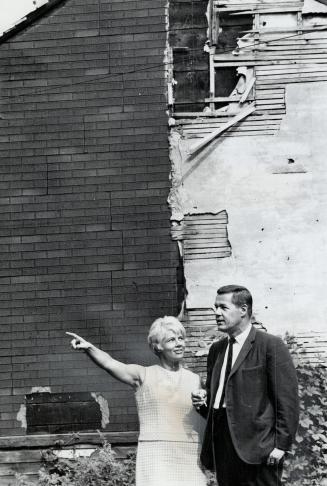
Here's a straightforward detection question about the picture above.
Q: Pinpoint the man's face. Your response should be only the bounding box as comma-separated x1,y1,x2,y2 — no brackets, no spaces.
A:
214,292,244,335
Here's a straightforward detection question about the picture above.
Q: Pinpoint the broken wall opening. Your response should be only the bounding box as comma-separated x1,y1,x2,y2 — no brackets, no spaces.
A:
170,1,327,140
169,2,256,123
169,0,209,112
213,13,254,108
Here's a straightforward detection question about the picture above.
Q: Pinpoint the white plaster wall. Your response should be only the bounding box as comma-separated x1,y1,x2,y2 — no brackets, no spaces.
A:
175,82,327,335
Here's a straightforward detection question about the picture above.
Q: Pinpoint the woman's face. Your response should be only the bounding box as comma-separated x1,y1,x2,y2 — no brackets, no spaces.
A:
158,327,186,362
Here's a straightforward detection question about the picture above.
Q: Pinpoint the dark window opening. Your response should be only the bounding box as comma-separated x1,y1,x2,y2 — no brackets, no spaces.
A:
216,14,253,52
173,51,209,112
170,1,209,112
215,66,238,97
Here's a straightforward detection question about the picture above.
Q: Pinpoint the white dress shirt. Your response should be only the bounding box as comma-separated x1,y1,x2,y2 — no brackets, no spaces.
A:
213,323,252,409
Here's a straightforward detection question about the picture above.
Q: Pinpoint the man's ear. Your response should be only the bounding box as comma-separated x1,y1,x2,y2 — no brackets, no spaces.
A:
240,304,248,317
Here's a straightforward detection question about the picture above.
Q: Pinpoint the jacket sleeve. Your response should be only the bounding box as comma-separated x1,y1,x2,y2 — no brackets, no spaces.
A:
266,336,299,451
197,342,218,418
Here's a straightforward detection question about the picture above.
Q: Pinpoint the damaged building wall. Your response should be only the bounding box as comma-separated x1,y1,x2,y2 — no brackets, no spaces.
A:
173,82,327,336
169,0,327,340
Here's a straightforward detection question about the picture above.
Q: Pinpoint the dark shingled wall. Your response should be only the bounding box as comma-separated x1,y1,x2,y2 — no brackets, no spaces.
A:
0,0,178,437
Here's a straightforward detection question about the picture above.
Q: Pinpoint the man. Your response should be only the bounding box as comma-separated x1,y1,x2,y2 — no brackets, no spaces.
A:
192,285,299,486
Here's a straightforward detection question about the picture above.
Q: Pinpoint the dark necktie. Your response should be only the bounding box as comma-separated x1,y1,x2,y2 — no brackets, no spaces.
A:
219,336,236,408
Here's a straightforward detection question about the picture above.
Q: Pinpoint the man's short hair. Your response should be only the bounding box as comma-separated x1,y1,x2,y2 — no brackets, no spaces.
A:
217,285,253,317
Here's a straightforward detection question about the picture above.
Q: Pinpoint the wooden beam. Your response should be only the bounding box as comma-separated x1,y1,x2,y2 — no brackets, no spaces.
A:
241,25,327,33
214,53,327,62
187,103,255,157
0,431,138,449
226,7,301,13
205,96,242,102
209,48,216,111
240,76,256,103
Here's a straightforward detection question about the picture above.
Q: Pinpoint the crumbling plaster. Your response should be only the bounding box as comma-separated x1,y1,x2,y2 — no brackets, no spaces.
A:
169,82,327,335
91,392,110,429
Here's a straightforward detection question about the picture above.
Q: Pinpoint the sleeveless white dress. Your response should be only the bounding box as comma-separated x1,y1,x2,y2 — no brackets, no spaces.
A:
134,365,207,486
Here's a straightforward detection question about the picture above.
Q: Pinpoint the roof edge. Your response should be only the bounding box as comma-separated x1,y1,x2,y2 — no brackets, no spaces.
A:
0,0,68,45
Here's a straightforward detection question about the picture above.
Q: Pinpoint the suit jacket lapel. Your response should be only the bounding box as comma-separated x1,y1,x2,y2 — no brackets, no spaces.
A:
229,326,257,378
210,338,228,407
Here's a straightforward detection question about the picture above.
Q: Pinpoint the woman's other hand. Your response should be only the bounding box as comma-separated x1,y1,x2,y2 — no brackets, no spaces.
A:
191,389,207,410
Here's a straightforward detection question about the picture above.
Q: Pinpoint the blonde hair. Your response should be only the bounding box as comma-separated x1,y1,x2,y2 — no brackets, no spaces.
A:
148,316,186,355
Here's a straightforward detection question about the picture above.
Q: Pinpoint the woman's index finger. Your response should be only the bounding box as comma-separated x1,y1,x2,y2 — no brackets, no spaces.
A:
66,331,82,340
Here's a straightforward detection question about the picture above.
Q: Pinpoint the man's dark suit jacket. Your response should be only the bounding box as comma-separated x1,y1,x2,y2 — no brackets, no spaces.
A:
200,326,299,470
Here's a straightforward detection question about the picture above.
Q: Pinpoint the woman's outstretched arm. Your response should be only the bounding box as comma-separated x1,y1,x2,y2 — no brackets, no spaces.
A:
66,332,145,389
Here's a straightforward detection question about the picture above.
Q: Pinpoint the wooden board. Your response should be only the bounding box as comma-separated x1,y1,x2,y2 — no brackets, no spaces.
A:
187,104,256,156
257,74,327,83
256,65,327,74
0,431,138,448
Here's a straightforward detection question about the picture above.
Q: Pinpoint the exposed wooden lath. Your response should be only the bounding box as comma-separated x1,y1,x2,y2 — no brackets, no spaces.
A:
294,332,327,364
175,105,284,138
182,308,216,374
171,212,232,261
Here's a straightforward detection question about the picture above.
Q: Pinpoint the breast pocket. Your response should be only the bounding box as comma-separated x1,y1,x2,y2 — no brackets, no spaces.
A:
241,365,266,408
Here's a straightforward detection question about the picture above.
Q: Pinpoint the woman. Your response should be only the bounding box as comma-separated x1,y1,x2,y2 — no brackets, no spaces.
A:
67,316,207,486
